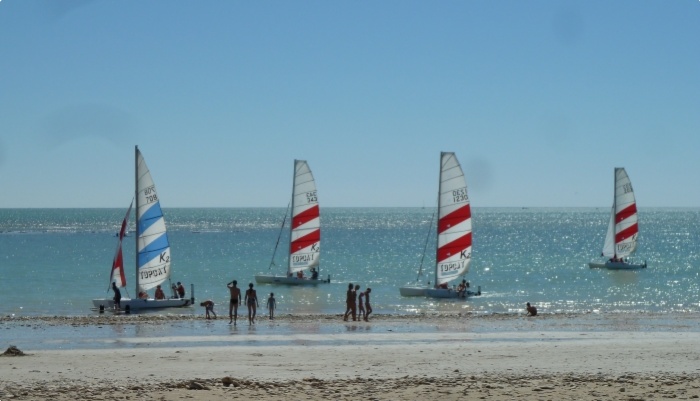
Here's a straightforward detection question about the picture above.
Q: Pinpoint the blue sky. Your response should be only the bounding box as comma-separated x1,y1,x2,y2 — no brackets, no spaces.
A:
1,1,698,208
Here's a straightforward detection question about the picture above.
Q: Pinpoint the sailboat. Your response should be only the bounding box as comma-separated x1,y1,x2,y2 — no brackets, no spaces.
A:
589,167,647,270
420,152,480,299
255,160,330,285
92,146,193,311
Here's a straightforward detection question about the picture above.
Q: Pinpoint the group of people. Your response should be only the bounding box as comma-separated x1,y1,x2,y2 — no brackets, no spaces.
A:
343,283,372,322
110,280,186,310
224,280,276,325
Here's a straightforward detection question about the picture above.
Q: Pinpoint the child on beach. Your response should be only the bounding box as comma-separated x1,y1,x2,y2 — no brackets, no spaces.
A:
200,300,216,319
266,293,276,320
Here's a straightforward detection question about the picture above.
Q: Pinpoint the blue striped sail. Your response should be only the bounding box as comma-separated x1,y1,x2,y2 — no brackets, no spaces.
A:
135,148,171,291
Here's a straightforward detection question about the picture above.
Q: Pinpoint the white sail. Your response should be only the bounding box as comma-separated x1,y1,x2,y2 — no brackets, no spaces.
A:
435,152,472,285
611,167,638,258
601,206,615,258
135,147,171,291
288,160,320,274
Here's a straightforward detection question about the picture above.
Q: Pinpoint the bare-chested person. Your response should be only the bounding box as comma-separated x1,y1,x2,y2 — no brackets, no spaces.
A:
343,283,354,321
227,280,242,325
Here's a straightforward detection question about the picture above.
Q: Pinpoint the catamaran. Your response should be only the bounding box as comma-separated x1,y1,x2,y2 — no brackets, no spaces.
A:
419,152,480,299
255,160,330,285
92,146,193,311
589,167,647,270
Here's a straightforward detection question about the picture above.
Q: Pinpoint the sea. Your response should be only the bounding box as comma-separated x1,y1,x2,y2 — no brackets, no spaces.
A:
2,207,699,318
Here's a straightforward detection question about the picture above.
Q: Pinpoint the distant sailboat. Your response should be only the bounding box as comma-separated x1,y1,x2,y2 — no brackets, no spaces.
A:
92,146,193,311
255,160,329,285
589,167,647,270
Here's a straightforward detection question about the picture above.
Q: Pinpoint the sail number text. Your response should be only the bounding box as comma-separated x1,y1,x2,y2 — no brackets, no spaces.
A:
622,183,633,194
144,185,158,204
452,188,468,203
306,191,317,203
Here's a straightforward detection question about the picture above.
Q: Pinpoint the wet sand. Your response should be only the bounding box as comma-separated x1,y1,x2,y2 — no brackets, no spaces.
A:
1,313,700,400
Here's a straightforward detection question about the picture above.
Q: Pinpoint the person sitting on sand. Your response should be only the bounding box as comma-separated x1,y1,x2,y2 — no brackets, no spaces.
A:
200,300,216,319
154,285,165,300
526,302,537,316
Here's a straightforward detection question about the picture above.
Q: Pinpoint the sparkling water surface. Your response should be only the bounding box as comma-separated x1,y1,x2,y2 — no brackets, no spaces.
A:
2,207,700,318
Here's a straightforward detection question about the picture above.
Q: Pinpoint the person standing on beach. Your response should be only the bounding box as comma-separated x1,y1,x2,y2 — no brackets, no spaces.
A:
245,283,259,325
343,283,354,321
266,292,276,320
227,280,242,325
364,288,372,321
111,282,121,310
526,302,537,316
358,289,366,320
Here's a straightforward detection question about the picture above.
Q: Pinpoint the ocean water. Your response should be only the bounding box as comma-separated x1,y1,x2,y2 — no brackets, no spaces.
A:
1,207,700,318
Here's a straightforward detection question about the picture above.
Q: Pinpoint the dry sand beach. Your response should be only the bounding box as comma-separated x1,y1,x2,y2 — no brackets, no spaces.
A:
1,313,700,400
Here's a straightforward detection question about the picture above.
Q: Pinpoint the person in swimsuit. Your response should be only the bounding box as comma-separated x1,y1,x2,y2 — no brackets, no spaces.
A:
200,300,216,319
111,282,121,310
266,292,276,320
364,288,372,321
343,283,354,321
358,288,366,320
245,283,259,325
227,280,242,325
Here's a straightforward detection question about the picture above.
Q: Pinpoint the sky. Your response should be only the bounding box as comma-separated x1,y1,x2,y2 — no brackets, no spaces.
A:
0,1,699,208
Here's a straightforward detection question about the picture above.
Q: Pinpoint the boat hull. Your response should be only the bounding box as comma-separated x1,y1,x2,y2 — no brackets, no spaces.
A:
254,274,330,285
425,287,481,299
589,261,647,269
92,298,192,310
399,285,429,297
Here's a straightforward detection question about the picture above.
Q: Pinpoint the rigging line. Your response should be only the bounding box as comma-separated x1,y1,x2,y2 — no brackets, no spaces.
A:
268,201,291,271
416,210,436,282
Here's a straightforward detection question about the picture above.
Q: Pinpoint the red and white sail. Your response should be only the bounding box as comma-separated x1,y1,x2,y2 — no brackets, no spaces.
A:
109,200,132,288
288,160,320,274
435,152,472,285
602,167,638,259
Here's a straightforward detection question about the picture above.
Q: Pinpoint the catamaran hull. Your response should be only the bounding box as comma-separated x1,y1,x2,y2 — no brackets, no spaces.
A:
589,261,647,269
254,274,330,285
425,287,481,299
399,285,429,297
92,298,192,310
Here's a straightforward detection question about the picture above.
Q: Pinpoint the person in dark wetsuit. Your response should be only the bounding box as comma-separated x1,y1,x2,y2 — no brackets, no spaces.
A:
111,282,122,310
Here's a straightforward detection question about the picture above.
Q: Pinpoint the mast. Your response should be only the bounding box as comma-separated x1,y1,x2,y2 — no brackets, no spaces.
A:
287,160,298,275
134,145,140,296
613,167,618,260
435,152,444,286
